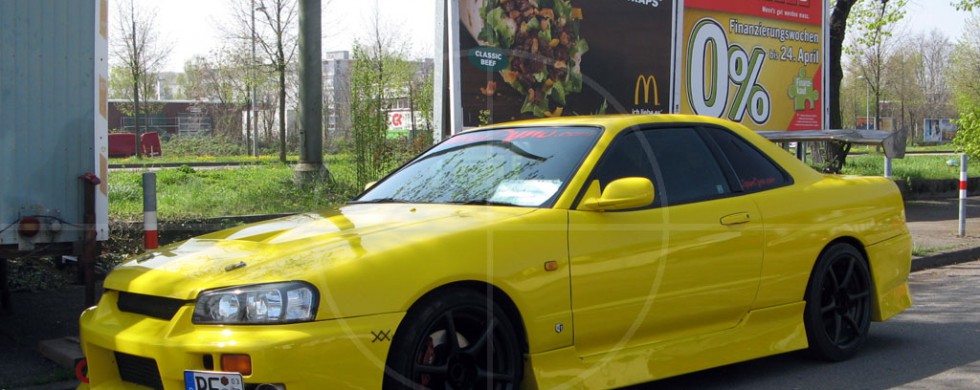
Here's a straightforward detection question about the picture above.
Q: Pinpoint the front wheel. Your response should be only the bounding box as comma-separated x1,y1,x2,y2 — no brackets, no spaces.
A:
803,243,873,361
383,289,524,390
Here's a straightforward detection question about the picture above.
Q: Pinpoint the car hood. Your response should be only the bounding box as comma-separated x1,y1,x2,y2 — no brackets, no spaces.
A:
104,203,537,300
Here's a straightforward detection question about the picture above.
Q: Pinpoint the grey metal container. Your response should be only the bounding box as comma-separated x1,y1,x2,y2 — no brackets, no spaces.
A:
0,0,109,252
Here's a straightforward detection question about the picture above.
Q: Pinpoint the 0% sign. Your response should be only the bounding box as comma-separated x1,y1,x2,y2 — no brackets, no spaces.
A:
686,19,771,125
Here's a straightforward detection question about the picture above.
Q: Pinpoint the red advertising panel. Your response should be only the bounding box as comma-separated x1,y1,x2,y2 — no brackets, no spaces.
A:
457,0,676,127
679,0,825,130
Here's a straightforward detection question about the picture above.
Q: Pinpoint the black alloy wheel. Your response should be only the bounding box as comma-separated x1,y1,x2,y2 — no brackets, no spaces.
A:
384,289,524,390
803,243,873,361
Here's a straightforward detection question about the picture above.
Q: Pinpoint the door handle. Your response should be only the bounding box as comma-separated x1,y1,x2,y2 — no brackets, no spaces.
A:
720,212,752,226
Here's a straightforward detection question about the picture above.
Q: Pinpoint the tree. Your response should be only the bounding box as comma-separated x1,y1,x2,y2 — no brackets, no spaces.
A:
949,15,980,109
829,0,861,130
847,0,908,137
883,36,923,142
912,30,955,142
179,49,256,139
349,12,415,186
953,0,980,11
951,16,980,157
111,0,170,156
816,0,865,171
225,0,299,162
407,60,435,152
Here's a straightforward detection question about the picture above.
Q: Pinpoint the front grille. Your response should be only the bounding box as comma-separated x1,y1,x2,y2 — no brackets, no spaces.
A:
115,352,163,390
117,291,188,320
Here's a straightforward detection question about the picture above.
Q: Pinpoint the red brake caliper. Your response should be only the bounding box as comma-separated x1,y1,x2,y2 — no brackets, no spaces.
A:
419,336,437,387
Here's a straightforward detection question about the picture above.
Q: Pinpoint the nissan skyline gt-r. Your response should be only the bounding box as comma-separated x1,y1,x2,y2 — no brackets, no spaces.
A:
77,115,912,390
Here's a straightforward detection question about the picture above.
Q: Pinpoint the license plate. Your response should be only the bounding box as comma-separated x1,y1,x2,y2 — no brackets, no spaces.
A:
184,370,245,390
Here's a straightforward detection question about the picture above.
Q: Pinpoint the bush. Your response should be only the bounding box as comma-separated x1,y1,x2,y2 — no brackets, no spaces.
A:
4,258,75,292
953,106,980,160
161,134,247,157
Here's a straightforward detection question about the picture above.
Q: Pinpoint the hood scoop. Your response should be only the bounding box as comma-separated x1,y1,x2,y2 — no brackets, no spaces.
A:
224,261,247,272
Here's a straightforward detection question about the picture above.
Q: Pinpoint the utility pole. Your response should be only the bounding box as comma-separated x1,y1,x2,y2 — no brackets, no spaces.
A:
131,0,143,158
294,0,327,184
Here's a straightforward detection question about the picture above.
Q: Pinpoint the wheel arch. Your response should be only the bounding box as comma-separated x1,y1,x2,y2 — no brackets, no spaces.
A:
805,236,871,299
398,281,530,354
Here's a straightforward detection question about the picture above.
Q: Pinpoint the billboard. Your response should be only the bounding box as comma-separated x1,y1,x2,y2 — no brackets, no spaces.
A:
386,111,429,138
923,118,957,143
455,0,677,127
446,0,827,132
679,0,825,130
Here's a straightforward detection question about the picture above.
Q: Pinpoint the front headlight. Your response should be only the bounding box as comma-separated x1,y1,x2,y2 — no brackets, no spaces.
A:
193,282,319,325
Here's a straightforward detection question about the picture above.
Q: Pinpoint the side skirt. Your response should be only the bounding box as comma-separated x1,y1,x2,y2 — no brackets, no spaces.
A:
525,302,808,389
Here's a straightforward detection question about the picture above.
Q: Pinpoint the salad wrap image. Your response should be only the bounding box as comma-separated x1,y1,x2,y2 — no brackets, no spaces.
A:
457,0,675,127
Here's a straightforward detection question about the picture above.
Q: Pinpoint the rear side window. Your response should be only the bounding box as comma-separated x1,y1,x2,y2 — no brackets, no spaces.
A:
706,128,790,193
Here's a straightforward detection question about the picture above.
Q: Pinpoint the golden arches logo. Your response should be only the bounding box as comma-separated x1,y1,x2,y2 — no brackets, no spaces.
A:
634,75,661,106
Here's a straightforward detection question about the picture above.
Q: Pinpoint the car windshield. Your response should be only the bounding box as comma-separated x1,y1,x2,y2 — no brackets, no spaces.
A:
354,127,601,207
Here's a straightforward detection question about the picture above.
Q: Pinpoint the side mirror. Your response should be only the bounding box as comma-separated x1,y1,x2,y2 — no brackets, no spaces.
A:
364,181,377,191
581,177,655,211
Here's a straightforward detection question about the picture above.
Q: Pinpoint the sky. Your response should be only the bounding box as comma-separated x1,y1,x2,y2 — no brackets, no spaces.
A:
114,0,438,72
117,0,974,73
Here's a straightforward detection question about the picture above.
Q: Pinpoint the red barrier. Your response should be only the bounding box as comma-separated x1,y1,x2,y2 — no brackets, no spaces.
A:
108,132,163,157
108,133,137,157
141,132,162,157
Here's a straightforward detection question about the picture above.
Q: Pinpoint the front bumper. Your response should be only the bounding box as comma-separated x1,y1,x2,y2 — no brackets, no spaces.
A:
78,290,404,389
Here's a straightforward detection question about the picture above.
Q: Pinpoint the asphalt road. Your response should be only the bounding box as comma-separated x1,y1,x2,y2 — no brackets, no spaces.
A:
3,261,978,390
630,260,980,390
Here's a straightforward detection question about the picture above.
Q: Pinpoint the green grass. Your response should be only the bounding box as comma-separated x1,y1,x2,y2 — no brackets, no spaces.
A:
907,144,959,153
849,144,958,154
112,152,972,221
109,158,362,221
110,154,288,165
839,154,979,179
911,244,957,257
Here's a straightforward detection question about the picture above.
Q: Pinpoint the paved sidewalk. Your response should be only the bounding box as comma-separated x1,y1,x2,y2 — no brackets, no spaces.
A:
3,198,980,389
905,197,980,270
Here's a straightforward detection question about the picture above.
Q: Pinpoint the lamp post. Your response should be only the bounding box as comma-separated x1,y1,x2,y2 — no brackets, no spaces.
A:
250,0,255,156
858,75,870,130
251,2,264,157
859,75,889,177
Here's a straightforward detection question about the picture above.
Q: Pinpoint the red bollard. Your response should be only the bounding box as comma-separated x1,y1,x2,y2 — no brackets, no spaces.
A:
143,172,158,249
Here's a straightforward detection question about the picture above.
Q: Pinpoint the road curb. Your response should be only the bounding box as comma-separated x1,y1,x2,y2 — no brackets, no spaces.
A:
9,380,78,390
912,246,980,272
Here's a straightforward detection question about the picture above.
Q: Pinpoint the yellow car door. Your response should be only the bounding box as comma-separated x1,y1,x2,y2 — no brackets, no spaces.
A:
568,127,765,356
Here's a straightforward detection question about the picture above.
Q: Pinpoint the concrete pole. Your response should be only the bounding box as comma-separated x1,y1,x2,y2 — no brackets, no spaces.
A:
294,0,327,184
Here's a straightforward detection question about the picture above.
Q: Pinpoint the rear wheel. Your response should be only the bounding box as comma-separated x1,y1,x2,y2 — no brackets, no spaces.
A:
803,243,872,361
383,289,523,389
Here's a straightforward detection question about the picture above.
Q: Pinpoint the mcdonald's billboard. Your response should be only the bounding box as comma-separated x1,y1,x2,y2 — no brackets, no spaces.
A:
446,0,825,131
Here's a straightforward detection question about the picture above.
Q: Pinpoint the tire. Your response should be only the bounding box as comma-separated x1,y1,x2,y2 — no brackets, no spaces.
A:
383,288,524,390
803,243,873,361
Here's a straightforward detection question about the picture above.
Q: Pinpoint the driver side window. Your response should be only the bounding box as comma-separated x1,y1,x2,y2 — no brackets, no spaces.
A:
595,128,732,207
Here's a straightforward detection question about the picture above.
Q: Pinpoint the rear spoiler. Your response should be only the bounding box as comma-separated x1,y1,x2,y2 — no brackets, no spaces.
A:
757,129,902,174
757,129,901,159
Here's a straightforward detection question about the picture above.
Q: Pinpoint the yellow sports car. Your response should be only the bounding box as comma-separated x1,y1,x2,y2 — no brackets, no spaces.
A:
78,115,911,389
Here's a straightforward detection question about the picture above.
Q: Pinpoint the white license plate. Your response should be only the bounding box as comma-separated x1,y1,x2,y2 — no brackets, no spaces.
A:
184,370,245,390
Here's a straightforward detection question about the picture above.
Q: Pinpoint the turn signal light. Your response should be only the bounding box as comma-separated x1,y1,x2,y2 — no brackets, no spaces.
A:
18,217,41,238
221,354,252,375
